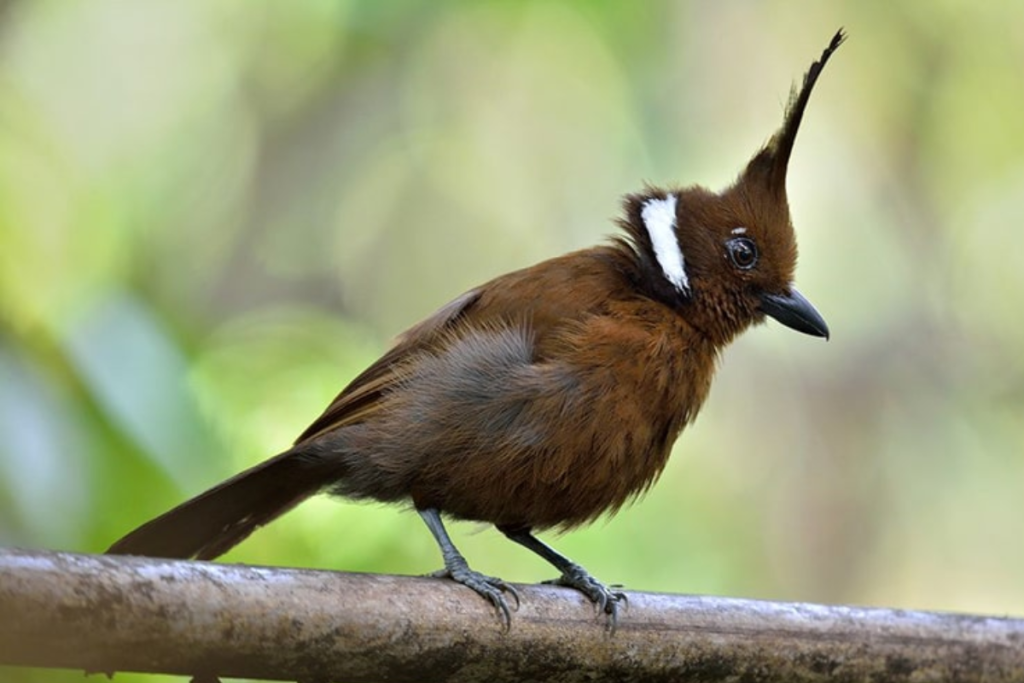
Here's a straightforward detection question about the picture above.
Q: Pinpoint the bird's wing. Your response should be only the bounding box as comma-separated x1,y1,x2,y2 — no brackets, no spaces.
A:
294,289,482,444
294,246,632,445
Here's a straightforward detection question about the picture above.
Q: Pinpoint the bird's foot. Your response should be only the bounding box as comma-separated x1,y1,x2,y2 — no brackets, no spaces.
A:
431,561,520,629
544,563,627,632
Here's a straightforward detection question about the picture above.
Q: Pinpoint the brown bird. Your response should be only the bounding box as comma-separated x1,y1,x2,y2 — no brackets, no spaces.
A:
108,30,844,628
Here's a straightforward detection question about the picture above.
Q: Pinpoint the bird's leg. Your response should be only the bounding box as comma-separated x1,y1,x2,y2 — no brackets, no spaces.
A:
418,508,520,628
499,525,627,631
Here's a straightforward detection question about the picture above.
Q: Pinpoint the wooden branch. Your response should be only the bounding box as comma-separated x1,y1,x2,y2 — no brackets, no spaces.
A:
1,548,1022,682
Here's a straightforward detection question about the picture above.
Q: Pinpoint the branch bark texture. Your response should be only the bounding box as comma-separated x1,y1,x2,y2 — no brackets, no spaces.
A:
1,548,1022,682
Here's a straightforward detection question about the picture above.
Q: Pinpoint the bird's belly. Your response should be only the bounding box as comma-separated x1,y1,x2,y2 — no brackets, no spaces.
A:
414,410,678,531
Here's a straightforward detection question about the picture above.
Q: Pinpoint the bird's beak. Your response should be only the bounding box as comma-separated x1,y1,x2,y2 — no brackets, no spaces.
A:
759,288,830,339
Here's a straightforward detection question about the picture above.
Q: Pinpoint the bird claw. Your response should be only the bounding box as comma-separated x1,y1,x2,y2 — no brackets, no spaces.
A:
544,564,627,633
431,566,520,629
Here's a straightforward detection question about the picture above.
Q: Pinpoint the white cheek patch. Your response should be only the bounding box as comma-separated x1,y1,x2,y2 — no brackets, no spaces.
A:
641,193,689,294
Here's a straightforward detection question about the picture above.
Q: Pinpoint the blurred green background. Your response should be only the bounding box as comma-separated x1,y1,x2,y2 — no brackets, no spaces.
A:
2,1,1024,681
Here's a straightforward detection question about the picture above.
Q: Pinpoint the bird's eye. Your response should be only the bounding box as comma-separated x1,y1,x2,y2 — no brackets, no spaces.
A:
726,237,758,270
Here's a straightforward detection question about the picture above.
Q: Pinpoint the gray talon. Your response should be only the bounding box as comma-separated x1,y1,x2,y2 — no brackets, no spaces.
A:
548,563,627,633
435,565,519,629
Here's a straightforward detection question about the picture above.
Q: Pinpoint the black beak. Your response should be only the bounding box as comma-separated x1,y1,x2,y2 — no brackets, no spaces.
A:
759,288,830,339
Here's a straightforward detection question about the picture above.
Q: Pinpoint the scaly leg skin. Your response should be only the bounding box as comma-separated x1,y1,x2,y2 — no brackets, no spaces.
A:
418,508,520,628
500,526,627,633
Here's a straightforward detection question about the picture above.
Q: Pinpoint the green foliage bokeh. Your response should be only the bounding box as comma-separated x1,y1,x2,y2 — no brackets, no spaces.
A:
2,2,1024,681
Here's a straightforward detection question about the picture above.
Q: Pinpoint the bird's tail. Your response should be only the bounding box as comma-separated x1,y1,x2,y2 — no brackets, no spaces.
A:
106,448,327,561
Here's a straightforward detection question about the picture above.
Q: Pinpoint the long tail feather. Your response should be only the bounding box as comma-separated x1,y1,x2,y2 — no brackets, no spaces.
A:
107,449,326,561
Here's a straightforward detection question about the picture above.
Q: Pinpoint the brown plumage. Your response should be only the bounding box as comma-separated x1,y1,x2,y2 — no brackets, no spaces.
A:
108,30,844,629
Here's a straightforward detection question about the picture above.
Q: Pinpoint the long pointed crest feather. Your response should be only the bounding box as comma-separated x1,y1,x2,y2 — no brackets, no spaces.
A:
745,29,846,197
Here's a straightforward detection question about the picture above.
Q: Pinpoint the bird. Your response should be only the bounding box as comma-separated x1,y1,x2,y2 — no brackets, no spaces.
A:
107,29,844,630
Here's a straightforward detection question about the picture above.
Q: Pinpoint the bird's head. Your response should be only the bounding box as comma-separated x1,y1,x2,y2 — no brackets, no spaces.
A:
620,30,844,347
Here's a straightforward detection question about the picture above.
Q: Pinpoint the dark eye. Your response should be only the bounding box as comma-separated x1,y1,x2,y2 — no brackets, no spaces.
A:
726,237,758,270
